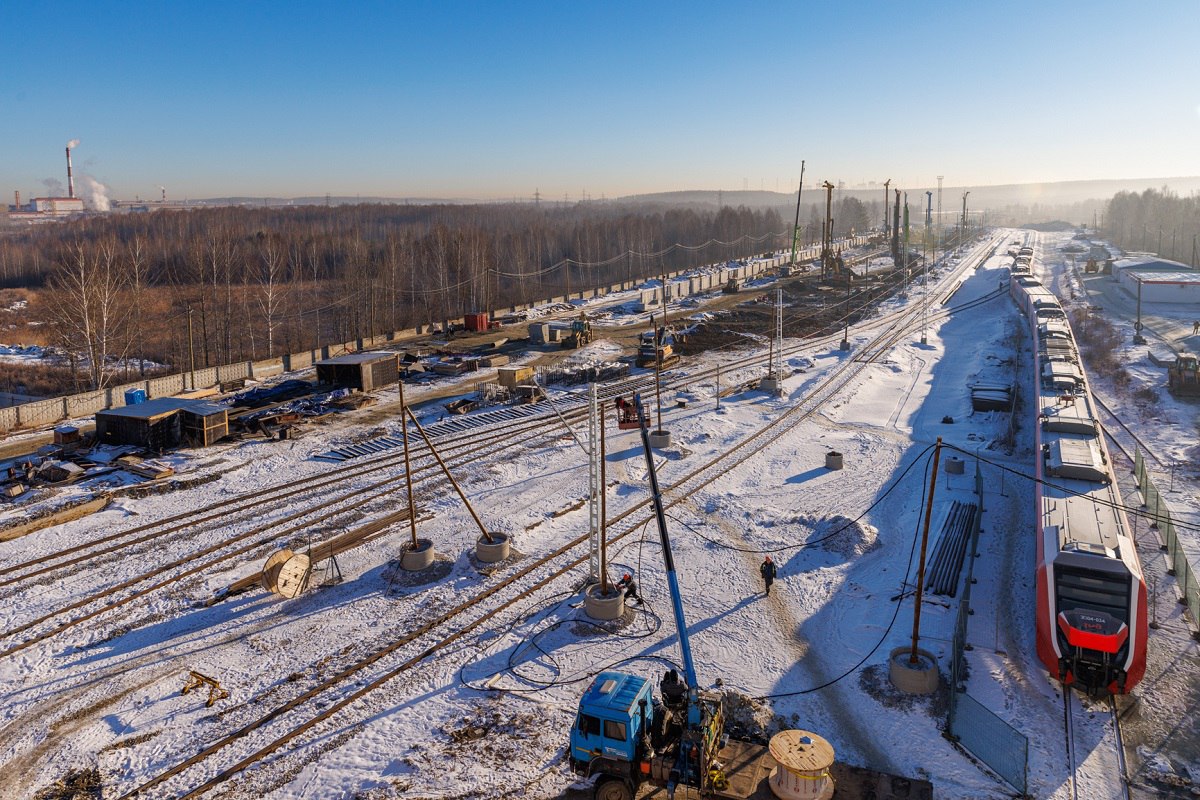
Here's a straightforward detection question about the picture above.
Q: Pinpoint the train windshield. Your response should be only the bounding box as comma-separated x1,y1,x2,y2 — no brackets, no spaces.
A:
1054,565,1130,624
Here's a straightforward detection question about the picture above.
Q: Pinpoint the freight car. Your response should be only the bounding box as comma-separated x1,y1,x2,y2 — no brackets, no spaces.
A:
1010,244,1148,695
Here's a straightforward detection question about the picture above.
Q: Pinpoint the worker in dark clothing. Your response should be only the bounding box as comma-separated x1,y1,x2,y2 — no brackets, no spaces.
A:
618,572,642,605
1192,320,1199,336
660,668,686,709
760,556,777,596
615,396,628,423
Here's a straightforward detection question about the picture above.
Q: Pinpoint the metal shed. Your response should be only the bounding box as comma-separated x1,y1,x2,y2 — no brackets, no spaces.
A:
315,352,399,392
95,398,192,450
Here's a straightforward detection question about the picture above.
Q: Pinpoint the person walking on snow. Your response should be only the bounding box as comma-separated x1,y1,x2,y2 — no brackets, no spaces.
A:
1192,320,1199,336
618,573,642,605
760,556,777,596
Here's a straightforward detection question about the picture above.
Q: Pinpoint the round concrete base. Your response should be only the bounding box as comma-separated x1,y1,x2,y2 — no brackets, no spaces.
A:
888,645,939,694
945,457,965,475
839,339,851,351
475,532,511,563
825,451,843,471
583,583,626,621
759,377,782,394
400,538,436,571
649,430,671,448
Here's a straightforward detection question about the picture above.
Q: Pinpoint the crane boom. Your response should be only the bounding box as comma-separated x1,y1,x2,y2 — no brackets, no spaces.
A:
633,394,700,725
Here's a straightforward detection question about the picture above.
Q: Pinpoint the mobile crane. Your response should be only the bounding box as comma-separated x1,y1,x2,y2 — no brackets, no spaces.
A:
569,393,771,800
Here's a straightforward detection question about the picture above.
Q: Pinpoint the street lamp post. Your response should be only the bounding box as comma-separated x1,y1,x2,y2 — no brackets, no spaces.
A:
1134,275,1147,344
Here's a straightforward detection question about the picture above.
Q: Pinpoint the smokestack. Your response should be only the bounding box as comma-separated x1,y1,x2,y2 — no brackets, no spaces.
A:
14,191,19,209
66,145,75,199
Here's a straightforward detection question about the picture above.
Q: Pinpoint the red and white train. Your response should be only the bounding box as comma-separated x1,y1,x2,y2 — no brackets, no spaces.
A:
1009,238,1148,695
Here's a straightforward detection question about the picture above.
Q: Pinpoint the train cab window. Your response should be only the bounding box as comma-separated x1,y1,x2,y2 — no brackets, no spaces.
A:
578,714,601,737
1055,565,1130,622
603,720,628,741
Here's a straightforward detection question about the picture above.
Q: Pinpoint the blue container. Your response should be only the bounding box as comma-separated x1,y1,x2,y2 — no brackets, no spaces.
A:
124,388,147,405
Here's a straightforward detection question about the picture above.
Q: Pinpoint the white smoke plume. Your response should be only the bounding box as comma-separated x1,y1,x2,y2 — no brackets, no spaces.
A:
66,138,80,149
78,175,111,211
41,177,64,195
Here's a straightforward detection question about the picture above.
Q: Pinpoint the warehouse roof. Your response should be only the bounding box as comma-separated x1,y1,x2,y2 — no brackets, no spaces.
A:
98,397,228,420
97,397,198,420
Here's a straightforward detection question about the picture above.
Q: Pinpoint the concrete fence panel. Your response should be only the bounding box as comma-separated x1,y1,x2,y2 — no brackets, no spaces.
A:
148,374,185,398
251,358,284,379
0,406,18,431
65,390,106,419
190,367,218,389
284,351,314,371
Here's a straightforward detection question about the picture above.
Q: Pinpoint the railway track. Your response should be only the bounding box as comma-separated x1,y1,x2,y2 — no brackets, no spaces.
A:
112,235,1004,798
1092,392,1164,468
0,400,626,658
1063,689,1131,800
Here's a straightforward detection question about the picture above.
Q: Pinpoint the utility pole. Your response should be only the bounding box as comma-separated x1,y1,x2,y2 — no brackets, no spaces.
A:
911,438,943,664
821,181,835,280
187,305,196,391
892,188,901,264
588,384,604,585
789,160,806,268
937,176,943,253
961,191,970,244
883,179,891,239
775,287,784,394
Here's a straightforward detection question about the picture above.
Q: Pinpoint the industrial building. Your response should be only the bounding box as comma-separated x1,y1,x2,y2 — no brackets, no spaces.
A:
8,143,93,218
1113,257,1200,304
315,352,399,392
29,197,85,214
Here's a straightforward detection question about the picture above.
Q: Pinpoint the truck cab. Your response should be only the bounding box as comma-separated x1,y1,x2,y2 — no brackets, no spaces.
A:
571,671,652,770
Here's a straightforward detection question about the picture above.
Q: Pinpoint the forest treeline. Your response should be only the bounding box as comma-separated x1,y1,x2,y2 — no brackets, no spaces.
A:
0,198,881,393
1104,188,1200,264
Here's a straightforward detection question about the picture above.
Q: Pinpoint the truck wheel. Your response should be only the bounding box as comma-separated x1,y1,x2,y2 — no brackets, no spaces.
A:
595,779,632,800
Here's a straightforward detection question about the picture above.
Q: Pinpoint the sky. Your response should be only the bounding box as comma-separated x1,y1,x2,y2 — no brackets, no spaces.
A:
3,0,1199,202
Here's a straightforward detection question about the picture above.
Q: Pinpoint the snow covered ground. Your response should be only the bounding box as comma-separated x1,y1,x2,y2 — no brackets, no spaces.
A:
1,232,1196,799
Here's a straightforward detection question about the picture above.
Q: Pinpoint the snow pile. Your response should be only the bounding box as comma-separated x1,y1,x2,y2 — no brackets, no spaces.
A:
0,343,50,362
802,514,880,558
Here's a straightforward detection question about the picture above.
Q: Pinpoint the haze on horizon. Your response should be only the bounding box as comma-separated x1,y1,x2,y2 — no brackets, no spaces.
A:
4,0,1199,203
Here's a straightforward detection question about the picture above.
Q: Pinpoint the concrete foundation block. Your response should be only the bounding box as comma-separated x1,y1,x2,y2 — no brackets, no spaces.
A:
584,583,626,621
475,532,511,563
649,430,671,448
888,645,939,694
400,538,436,571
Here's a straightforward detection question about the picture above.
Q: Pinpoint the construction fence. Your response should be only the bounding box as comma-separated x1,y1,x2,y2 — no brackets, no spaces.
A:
1135,449,1200,630
945,459,1029,794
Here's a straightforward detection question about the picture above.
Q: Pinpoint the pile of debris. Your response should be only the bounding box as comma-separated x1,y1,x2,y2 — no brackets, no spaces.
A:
536,361,629,387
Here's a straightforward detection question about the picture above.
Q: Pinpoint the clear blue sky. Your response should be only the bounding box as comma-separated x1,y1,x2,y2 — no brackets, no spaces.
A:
3,1,1198,201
